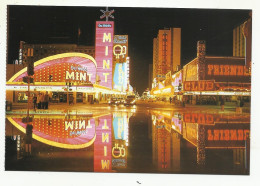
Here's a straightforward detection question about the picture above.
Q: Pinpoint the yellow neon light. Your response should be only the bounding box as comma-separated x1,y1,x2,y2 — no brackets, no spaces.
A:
8,53,97,82
7,117,96,149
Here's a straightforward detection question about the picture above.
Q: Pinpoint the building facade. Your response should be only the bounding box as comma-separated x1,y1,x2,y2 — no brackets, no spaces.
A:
151,41,251,105
233,13,252,72
153,28,181,81
6,21,133,105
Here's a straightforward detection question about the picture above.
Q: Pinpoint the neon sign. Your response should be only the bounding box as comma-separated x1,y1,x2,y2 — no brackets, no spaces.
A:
8,53,97,84
113,63,127,91
113,45,127,59
113,35,128,60
95,21,114,89
184,81,214,91
207,64,250,76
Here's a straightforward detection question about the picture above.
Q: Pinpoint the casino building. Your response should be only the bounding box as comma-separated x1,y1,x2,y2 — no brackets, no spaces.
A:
151,41,251,104
6,20,132,104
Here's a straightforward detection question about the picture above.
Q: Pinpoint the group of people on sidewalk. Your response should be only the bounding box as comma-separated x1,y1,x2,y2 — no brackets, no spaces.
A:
33,91,50,110
169,96,186,107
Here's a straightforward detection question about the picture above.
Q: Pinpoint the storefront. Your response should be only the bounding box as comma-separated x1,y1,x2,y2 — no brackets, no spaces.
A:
181,56,251,105
6,53,125,104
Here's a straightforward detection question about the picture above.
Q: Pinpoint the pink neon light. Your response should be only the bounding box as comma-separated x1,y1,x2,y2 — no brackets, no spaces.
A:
12,118,95,146
94,114,112,172
95,21,114,89
12,56,97,84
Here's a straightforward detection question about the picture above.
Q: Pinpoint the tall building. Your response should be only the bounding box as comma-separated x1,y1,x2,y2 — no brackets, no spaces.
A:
233,12,252,72
233,24,245,57
153,28,181,81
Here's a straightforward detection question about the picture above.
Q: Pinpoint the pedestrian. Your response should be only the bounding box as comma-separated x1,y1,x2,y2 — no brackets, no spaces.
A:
240,98,244,113
169,97,172,104
33,94,37,110
220,96,225,111
37,93,41,109
236,97,241,113
40,93,45,109
25,124,33,156
44,91,49,109
182,97,186,107
69,95,74,105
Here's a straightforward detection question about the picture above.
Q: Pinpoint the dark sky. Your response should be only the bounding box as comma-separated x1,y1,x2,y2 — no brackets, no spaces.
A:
7,5,251,94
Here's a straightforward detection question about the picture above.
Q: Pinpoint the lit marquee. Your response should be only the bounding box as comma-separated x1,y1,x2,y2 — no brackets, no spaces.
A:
8,53,97,84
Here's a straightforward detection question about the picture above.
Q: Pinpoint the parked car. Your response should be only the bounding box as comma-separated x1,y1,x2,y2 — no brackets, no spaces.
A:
108,98,120,105
117,97,125,105
124,95,136,106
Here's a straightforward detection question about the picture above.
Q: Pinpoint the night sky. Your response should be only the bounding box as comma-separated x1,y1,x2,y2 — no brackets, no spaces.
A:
7,5,251,94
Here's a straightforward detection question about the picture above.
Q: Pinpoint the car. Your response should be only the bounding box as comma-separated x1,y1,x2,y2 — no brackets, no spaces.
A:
124,95,136,106
108,98,120,105
116,97,125,105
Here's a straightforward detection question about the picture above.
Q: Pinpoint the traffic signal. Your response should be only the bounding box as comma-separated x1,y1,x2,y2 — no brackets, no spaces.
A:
27,61,34,76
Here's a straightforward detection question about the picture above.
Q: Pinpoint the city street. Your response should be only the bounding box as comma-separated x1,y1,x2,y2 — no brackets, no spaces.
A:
4,5,252,177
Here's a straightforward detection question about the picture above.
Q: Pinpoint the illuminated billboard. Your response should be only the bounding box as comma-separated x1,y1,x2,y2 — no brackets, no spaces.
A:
205,57,250,82
113,35,128,63
95,21,114,89
8,53,97,84
113,63,127,91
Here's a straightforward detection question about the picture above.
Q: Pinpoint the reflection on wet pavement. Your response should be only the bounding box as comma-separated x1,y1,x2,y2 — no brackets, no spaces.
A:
5,107,250,174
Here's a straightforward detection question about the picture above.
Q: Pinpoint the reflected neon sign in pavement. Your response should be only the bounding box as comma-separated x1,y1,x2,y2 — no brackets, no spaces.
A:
7,117,96,149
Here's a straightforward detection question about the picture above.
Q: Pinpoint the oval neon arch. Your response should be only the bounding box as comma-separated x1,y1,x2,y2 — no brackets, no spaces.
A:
8,53,97,84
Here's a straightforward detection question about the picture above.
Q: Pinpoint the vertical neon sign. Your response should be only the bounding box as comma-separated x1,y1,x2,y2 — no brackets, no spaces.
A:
95,21,114,89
